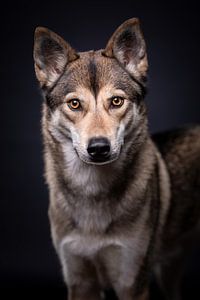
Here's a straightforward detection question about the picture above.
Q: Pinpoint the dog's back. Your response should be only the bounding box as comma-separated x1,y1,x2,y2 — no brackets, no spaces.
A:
153,125,200,248
152,126,200,299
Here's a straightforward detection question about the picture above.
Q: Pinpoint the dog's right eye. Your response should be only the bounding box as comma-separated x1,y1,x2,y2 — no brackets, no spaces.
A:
67,99,81,110
110,96,124,109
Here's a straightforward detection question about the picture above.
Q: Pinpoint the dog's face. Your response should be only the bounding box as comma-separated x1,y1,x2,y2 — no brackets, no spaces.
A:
34,18,148,165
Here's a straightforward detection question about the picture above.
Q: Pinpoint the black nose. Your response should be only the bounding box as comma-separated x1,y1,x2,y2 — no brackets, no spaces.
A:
87,137,111,161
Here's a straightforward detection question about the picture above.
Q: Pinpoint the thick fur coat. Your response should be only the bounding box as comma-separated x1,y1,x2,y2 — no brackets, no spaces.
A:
33,18,200,300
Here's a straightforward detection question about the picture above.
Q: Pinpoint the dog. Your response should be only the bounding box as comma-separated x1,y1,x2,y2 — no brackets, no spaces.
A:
33,18,200,300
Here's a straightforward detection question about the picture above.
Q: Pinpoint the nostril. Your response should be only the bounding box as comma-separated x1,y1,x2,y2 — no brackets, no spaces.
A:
87,137,111,160
98,144,110,156
87,145,98,156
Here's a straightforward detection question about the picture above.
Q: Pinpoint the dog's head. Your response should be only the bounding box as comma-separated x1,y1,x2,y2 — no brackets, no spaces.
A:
34,18,148,165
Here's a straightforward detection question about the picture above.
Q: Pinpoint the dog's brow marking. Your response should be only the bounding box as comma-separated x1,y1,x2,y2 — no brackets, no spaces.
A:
88,58,98,99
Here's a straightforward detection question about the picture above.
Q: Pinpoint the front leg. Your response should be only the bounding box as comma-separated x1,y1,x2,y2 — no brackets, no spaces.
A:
114,288,149,300
136,289,149,300
99,245,150,300
60,251,102,300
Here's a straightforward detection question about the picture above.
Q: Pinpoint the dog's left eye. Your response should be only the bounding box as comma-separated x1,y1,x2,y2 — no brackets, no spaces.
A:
110,97,124,108
67,99,81,110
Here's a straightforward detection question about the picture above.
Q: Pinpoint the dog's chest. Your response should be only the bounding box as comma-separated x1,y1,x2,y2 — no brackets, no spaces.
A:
58,219,150,289
71,199,113,234
58,229,150,290
60,232,124,258
59,205,149,258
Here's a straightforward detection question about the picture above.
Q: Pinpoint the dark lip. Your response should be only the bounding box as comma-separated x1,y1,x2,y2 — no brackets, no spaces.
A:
74,148,120,165
89,156,111,163
80,154,119,166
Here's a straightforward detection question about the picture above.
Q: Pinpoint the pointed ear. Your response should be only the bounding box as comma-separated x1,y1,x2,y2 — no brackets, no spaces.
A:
103,18,148,82
33,27,79,88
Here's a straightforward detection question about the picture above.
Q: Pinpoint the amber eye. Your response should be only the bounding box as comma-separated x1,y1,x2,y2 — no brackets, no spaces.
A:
67,99,81,110
111,97,124,108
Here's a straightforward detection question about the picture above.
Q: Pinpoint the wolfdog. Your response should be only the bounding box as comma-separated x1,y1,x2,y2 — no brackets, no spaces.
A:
33,18,200,300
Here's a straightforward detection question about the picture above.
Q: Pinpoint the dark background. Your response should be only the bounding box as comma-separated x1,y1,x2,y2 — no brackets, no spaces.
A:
1,0,200,299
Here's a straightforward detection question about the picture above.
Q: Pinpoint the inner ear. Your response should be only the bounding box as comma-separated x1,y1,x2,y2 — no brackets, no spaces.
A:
33,27,79,88
116,28,144,63
103,18,148,82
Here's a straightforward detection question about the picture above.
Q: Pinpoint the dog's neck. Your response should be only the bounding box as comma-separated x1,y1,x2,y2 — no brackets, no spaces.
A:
45,134,162,235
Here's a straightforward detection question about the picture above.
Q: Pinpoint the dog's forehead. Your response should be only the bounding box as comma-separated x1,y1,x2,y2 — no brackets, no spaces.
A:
70,51,120,85
50,50,141,104
60,50,133,94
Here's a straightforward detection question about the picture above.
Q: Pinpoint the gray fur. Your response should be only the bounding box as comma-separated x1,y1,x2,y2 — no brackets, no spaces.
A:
34,18,200,300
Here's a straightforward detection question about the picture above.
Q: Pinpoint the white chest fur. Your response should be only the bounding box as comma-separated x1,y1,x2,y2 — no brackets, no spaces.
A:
60,233,124,257
57,203,151,288
58,204,150,259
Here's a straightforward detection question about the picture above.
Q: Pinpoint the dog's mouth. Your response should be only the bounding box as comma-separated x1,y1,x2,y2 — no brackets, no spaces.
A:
82,156,119,166
74,148,120,165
